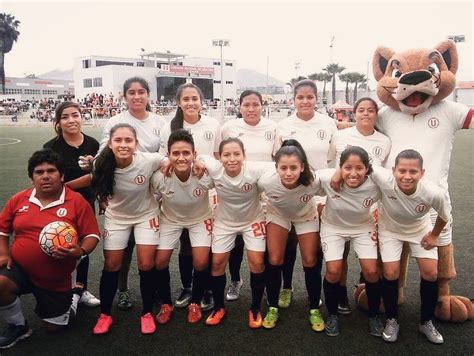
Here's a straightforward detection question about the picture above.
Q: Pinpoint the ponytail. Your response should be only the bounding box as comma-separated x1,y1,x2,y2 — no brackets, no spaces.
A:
170,107,185,132
275,139,314,186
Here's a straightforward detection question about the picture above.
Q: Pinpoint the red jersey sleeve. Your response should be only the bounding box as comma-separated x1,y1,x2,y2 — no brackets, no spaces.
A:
0,193,20,236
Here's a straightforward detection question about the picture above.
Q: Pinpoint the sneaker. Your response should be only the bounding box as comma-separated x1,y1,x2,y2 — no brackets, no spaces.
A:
187,303,202,324
93,314,113,335
419,320,444,344
382,318,400,343
205,308,226,326
0,322,32,349
117,289,133,311
200,290,215,312
369,316,384,337
310,309,325,332
248,310,263,329
156,304,173,325
325,314,340,336
174,287,192,308
80,290,101,307
226,279,243,301
278,288,293,308
140,312,156,334
262,307,279,329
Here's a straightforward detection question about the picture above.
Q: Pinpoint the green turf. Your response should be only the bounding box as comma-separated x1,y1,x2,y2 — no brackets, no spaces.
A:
0,127,473,355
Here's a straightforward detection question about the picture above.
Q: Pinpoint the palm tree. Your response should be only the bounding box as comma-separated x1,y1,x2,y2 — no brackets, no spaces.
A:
352,73,367,103
323,63,345,104
0,13,20,94
308,72,332,102
338,73,352,103
286,76,308,88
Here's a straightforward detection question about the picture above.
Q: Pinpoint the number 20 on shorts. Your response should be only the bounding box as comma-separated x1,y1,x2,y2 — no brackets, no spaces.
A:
251,221,266,238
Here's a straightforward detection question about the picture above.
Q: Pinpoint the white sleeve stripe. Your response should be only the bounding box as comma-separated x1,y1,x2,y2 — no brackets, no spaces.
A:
0,232,10,237
82,234,101,241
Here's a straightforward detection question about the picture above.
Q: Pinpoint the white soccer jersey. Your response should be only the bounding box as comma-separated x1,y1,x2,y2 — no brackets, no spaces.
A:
377,101,472,193
328,126,391,167
274,112,338,170
371,166,450,241
257,170,320,222
160,115,221,156
151,171,214,225
198,155,273,228
105,151,165,224
221,118,277,162
317,169,380,234
99,111,167,154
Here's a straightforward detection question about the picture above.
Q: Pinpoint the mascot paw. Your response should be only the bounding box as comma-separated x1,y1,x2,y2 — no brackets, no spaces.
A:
435,295,474,322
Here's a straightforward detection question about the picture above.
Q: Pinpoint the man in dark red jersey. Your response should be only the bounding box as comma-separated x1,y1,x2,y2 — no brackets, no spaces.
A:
0,149,100,349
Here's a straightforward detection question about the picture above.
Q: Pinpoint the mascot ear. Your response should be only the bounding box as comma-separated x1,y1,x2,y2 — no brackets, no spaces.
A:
373,46,395,81
435,40,458,74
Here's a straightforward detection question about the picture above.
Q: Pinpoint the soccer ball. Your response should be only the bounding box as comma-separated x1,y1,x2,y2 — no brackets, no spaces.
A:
39,221,78,256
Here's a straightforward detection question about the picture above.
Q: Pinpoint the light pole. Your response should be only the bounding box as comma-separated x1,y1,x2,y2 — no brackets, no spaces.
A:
212,39,230,119
446,35,465,102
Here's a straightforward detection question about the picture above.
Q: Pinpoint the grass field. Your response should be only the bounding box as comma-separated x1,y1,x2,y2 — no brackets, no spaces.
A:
0,127,473,355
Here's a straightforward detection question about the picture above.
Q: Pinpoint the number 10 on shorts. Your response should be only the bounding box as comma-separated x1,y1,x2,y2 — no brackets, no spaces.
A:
252,221,266,238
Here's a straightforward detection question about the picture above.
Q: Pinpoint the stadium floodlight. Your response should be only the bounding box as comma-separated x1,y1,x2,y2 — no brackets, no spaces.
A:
212,39,230,119
447,35,465,43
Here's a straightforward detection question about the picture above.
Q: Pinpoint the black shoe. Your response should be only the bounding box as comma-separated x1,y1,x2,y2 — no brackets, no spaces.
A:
200,290,215,312
0,322,33,349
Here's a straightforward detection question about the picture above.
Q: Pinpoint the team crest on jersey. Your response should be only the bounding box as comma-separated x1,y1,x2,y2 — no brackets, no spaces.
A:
204,131,214,141
322,242,328,253
372,146,383,157
363,198,373,208
56,208,67,217
264,131,273,141
317,130,327,140
134,175,146,185
300,194,311,203
193,188,204,197
241,183,253,192
415,203,427,213
102,229,110,239
427,117,439,129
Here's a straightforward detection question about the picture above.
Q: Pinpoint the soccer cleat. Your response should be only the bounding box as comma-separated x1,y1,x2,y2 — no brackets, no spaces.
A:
226,279,243,301
0,322,32,349
310,309,325,332
248,310,263,329
80,290,101,307
382,318,400,343
278,288,293,308
419,320,444,344
262,307,279,329
205,308,226,326
174,287,192,308
117,289,133,310
200,290,215,312
325,314,340,336
140,312,156,334
93,314,113,335
369,316,384,337
156,304,173,325
187,303,202,324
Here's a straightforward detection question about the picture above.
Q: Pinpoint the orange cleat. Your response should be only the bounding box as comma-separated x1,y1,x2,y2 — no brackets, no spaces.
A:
156,304,173,325
93,313,113,335
248,310,263,329
187,303,202,324
140,312,156,334
205,308,226,326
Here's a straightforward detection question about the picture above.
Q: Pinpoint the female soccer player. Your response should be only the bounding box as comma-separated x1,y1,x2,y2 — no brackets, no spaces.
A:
91,124,166,335
273,79,337,314
152,129,214,324
44,101,100,308
159,83,221,311
319,146,382,337
197,138,272,328
373,150,448,344
258,139,323,331
221,90,276,302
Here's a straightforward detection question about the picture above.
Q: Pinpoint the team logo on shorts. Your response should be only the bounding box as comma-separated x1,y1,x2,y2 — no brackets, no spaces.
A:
56,208,67,217
102,229,110,239
322,242,328,253
241,183,253,192
427,117,439,129
204,131,214,141
415,203,427,213
134,175,146,185
317,130,327,140
264,131,274,141
300,194,311,203
363,198,373,208
193,188,204,197
372,146,382,157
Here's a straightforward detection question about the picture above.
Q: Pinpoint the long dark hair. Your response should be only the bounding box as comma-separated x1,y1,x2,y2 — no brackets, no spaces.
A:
339,146,373,175
123,77,152,112
170,83,204,132
54,101,81,136
92,123,137,201
275,139,314,186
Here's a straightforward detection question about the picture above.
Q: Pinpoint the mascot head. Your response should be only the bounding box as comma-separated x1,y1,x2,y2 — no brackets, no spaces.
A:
373,40,458,115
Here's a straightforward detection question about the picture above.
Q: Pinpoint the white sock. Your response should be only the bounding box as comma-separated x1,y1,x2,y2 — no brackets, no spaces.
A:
0,297,26,326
